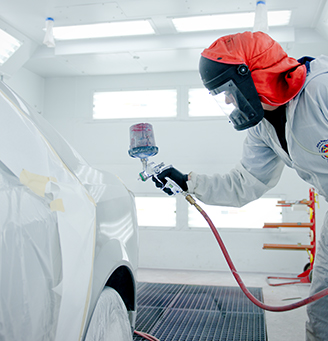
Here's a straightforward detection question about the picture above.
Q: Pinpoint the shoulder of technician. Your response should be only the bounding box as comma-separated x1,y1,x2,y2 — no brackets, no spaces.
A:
302,55,328,100
305,55,328,80
295,55,328,121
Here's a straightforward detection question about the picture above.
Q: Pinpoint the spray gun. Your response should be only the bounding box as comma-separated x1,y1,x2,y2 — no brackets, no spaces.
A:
128,123,184,195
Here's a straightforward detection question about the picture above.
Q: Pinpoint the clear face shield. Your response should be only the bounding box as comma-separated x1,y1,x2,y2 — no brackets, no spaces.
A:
210,80,263,131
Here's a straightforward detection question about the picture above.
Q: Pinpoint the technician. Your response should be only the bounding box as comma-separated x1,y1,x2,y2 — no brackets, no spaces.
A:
152,31,328,340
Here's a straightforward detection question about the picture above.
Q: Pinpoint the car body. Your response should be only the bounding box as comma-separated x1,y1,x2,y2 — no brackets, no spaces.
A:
0,80,138,340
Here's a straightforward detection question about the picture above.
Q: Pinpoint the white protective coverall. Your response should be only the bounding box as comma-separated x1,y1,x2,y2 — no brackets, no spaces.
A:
187,55,328,341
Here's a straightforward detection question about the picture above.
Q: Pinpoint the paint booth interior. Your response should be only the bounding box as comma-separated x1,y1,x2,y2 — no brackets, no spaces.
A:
2,1,328,341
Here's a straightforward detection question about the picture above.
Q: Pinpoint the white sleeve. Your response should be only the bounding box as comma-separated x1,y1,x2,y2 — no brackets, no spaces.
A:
187,129,285,207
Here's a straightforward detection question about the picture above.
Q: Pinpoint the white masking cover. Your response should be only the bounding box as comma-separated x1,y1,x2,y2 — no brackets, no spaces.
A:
0,81,96,340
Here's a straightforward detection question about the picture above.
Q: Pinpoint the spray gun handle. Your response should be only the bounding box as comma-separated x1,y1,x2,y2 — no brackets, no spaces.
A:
138,161,184,195
163,177,183,195
153,164,184,195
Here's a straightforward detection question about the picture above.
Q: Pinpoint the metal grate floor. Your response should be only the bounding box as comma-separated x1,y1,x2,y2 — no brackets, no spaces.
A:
134,282,267,341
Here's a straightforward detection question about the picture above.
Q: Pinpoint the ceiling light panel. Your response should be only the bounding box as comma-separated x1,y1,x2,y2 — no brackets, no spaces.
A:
0,28,22,65
172,10,291,32
53,20,155,40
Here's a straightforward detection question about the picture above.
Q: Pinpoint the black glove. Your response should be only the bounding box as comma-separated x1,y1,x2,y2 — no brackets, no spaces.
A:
152,166,188,195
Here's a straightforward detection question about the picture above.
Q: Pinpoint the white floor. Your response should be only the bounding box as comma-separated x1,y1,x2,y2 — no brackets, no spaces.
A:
137,268,311,341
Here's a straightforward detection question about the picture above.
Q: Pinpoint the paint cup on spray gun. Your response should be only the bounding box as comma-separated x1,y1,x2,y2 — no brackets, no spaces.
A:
128,123,182,193
128,123,160,180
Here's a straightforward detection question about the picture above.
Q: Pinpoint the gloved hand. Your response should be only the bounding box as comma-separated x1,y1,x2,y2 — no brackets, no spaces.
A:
152,166,188,195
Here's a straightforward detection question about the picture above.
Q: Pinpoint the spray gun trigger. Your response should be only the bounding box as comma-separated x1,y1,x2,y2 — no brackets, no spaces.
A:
164,177,183,195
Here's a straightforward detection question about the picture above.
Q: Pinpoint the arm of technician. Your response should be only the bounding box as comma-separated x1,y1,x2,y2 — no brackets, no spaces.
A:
187,127,285,208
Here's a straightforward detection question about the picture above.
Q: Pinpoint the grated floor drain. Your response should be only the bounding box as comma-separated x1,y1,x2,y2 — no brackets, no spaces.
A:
134,283,267,341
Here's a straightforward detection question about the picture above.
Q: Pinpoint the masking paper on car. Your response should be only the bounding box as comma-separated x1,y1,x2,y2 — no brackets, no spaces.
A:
0,81,96,341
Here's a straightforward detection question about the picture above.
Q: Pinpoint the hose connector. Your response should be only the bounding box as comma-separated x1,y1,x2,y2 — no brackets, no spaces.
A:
185,194,196,206
184,194,204,214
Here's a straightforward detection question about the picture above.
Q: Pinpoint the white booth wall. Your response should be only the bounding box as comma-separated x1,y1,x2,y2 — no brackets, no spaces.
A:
37,70,328,275
6,67,45,114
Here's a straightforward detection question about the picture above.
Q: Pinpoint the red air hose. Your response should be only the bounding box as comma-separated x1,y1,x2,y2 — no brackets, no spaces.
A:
134,193,328,341
184,194,328,312
134,330,160,341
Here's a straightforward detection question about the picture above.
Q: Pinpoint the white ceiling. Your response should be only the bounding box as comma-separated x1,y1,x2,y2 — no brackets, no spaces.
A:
1,0,328,78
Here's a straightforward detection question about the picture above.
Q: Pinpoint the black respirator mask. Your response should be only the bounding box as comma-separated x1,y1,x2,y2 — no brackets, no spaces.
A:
199,56,264,131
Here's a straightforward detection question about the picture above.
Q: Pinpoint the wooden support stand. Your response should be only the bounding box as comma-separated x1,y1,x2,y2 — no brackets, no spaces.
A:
263,188,317,286
263,222,313,228
263,244,314,251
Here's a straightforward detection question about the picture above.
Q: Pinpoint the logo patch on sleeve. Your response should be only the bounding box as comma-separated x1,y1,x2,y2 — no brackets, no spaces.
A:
317,139,328,160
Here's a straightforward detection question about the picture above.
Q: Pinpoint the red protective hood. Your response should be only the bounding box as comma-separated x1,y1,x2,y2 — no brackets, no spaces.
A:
201,31,306,106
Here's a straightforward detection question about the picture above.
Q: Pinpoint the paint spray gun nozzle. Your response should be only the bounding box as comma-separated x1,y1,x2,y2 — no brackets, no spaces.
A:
138,161,165,181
